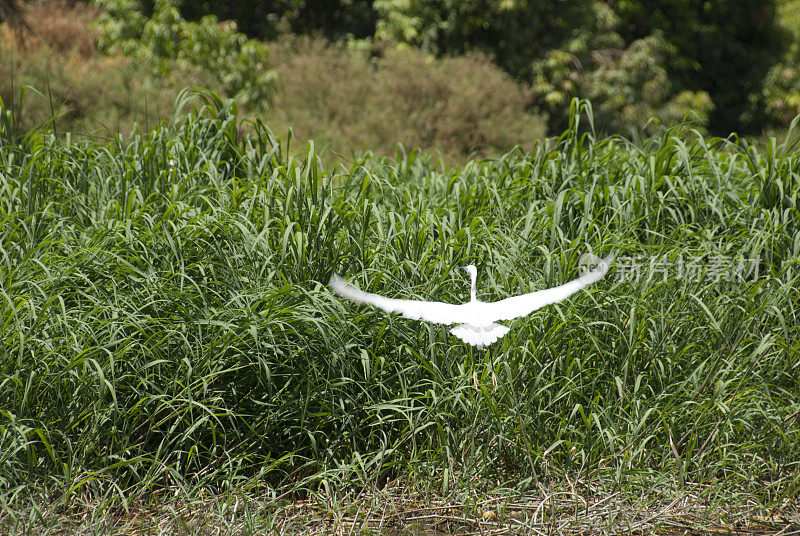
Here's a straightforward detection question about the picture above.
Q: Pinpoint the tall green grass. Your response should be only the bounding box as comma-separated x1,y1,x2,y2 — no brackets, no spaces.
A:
0,93,798,517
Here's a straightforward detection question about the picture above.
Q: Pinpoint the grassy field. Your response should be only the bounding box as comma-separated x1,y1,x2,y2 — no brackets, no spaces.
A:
0,92,799,534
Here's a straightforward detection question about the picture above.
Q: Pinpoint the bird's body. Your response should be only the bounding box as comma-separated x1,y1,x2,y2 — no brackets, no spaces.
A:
330,256,611,348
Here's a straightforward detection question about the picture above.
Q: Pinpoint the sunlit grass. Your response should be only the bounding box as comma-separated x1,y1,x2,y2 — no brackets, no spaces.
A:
0,92,798,532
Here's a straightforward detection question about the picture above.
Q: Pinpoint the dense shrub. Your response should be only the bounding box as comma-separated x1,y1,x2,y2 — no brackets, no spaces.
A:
91,0,795,136
0,3,545,159
190,0,783,135
372,0,784,134
372,0,597,79
780,0,800,38
268,37,546,161
8,0,799,142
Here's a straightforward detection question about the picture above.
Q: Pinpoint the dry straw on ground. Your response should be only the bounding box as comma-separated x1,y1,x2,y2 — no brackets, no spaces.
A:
3,481,798,535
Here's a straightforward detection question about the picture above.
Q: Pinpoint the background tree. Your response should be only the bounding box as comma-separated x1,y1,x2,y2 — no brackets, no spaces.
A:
84,0,800,136
610,1,786,133
147,0,377,41
371,0,784,135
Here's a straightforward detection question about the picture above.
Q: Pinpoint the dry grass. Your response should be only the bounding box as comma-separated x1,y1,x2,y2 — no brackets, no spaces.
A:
3,482,797,535
0,0,220,138
0,41,217,137
6,0,101,57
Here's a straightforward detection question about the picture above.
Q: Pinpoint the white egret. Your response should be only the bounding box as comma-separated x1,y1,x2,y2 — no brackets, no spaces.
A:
329,255,612,348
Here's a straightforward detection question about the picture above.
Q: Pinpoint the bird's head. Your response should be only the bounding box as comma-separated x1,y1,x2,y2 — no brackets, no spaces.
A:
460,264,477,278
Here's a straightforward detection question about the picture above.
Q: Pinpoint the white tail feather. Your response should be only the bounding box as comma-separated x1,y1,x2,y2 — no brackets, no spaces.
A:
449,323,510,349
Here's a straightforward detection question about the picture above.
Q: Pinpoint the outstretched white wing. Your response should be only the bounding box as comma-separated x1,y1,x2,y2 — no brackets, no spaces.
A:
330,255,611,331
482,256,612,321
329,274,470,325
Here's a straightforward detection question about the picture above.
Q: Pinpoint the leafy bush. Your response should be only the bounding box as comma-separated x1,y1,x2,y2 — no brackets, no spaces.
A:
737,2,800,131
759,34,800,130
85,0,795,136
94,0,276,106
1,3,544,159
762,49,800,127
372,0,597,79
366,0,720,135
779,0,800,38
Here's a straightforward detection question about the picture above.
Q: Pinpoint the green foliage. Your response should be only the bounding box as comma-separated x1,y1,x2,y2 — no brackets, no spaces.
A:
759,11,800,131
368,0,724,135
176,0,377,41
0,1,545,161
611,0,786,133
367,0,787,134
779,0,800,38
373,0,597,77
94,0,276,106
743,1,800,131
532,33,713,136
762,47,800,127
1,93,798,511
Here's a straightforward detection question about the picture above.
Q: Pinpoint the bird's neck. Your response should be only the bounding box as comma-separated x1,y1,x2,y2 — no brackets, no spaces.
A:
470,274,477,302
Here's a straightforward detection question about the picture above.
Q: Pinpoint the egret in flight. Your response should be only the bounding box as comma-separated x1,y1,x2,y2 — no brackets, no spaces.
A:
329,255,612,348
